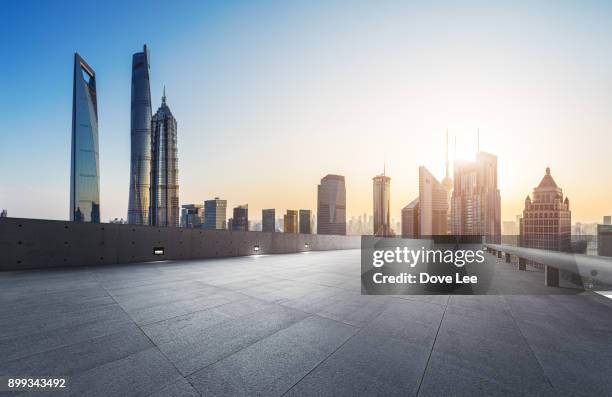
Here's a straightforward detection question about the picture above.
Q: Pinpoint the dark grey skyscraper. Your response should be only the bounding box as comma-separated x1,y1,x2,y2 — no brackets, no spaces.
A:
128,45,152,225
232,205,249,231
317,174,346,235
262,209,275,232
299,209,312,234
70,53,100,223
149,91,179,227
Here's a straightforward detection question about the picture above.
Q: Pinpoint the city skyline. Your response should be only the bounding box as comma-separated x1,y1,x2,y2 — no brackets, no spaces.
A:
2,1,612,224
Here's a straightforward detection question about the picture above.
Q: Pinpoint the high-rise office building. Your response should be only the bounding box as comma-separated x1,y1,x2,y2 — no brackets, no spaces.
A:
180,204,203,228
604,216,612,226
262,209,275,232
520,167,571,252
149,91,179,227
451,151,501,239
317,175,346,235
419,166,448,236
373,172,391,236
203,197,227,230
401,198,420,238
598,224,612,257
299,209,312,234
128,45,152,225
284,210,298,233
0,209,7,218
70,53,100,223
231,205,249,231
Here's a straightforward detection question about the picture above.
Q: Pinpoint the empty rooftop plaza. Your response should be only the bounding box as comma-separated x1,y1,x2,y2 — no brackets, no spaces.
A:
1,249,612,396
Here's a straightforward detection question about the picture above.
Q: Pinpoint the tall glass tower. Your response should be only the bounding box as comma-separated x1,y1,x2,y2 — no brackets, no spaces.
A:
128,45,152,225
70,53,100,223
149,91,179,227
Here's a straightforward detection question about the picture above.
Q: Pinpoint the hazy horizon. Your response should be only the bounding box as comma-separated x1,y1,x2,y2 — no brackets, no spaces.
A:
1,1,611,224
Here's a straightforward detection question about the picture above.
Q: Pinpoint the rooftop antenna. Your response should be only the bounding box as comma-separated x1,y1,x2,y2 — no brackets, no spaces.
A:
162,85,166,104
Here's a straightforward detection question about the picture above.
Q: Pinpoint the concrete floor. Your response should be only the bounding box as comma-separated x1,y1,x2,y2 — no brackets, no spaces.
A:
1,250,612,396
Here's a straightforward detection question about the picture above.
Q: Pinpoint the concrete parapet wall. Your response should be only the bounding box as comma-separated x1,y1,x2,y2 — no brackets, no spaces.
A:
0,218,360,270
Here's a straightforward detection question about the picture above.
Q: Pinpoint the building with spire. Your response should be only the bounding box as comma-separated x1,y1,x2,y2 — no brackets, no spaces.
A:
70,53,100,223
441,131,453,232
149,89,179,227
128,45,152,225
373,167,391,236
520,167,571,252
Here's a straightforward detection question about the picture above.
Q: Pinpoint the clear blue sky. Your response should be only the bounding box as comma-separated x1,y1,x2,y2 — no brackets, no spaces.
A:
2,0,612,223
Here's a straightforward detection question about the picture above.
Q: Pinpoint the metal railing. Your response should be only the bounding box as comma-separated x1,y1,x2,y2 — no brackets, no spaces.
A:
485,243,612,287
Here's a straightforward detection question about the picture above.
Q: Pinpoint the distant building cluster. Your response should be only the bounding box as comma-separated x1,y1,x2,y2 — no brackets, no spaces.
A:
62,47,611,253
400,132,501,240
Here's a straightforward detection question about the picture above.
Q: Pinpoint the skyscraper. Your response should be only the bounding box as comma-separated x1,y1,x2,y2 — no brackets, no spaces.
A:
598,224,612,257
203,197,227,230
299,209,312,234
451,151,501,239
372,171,391,236
232,205,249,231
149,91,179,227
284,210,298,233
70,53,100,223
128,45,152,225
262,209,275,232
521,167,571,252
419,166,448,236
401,199,420,238
317,175,346,235
0,209,7,218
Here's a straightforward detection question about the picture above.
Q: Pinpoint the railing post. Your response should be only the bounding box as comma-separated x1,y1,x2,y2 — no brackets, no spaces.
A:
545,265,559,287
505,253,511,263
518,257,526,271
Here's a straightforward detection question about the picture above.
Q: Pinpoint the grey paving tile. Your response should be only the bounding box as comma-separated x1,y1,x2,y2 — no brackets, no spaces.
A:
156,305,309,375
124,290,249,326
148,377,200,397
315,293,393,327
286,329,430,397
418,350,555,397
69,348,183,397
0,308,138,362
393,294,450,306
188,315,358,396
430,328,553,395
2,328,153,377
0,304,132,340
